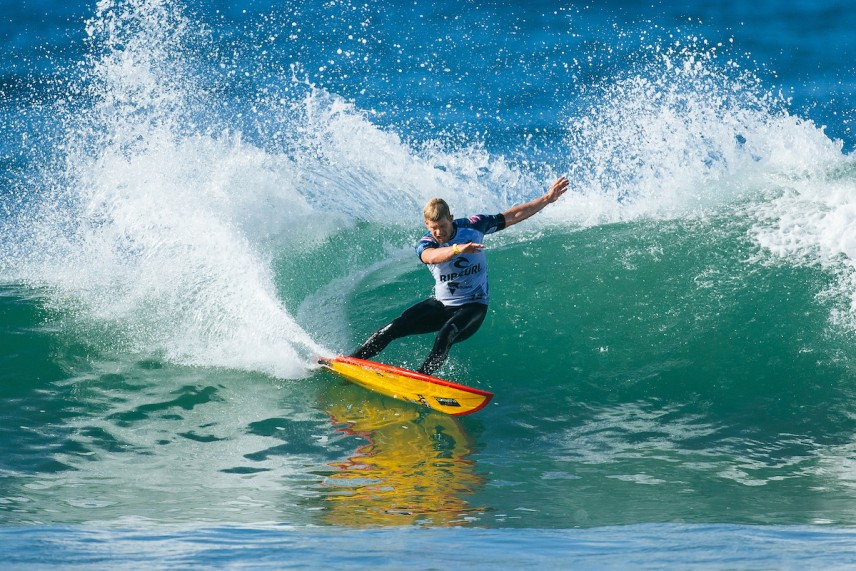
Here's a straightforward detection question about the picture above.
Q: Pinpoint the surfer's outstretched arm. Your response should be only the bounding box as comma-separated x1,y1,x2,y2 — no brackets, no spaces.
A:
501,176,569,227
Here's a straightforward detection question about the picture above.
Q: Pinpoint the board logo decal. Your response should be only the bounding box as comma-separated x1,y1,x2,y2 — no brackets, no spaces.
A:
434,397,461,407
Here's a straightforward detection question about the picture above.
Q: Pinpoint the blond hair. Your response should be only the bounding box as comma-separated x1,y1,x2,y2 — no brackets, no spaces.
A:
423,198,452,222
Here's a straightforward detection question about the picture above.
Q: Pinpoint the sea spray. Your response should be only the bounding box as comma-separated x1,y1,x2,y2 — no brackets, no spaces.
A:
0,0,540,377
558,34,832,223
3,0,329,377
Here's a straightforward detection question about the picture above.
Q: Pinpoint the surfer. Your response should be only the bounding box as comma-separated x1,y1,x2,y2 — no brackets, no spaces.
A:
351,176,570,375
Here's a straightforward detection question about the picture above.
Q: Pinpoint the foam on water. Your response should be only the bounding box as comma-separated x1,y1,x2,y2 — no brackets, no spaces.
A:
751,160,856,328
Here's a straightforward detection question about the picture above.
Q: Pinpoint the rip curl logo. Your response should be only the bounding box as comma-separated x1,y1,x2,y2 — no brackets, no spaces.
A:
440,255,481,285
453,257,470,269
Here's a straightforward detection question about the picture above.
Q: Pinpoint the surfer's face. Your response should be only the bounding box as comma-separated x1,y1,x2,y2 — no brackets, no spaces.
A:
425,216,454,243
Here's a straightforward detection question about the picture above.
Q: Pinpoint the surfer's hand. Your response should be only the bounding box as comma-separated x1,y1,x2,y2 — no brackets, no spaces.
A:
545,176,569,203
460,242,484,254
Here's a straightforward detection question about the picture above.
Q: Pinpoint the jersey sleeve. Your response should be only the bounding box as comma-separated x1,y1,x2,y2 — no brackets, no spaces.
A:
465,213,506,235
415,234,438,260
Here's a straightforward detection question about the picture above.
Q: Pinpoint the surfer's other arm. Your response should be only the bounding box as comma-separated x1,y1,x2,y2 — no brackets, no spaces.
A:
419,242,484,264
501,176,569,227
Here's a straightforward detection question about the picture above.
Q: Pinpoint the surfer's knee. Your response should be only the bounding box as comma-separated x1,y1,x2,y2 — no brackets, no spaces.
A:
437,322,461,346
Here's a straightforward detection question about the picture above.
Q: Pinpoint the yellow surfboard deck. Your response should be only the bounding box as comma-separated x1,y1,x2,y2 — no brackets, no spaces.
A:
319,355,493,416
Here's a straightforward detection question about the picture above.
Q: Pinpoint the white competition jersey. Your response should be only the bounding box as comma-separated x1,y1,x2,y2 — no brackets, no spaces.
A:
415,214,506,306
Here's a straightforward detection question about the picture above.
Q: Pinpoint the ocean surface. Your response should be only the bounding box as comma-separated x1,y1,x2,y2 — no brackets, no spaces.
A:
3,0,856,568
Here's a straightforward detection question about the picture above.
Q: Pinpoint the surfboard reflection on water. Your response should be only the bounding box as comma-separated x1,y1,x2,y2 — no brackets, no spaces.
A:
319,387,486,526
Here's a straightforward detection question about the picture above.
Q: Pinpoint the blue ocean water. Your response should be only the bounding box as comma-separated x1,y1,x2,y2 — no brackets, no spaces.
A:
3,0,856,568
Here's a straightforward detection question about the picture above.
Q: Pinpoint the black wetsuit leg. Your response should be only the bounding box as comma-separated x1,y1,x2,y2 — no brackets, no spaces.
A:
351,299,488,375
350,299,449,360
418,303,488,375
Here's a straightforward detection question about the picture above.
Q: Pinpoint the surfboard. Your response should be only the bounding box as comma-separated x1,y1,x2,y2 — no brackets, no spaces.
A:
318,355,493,416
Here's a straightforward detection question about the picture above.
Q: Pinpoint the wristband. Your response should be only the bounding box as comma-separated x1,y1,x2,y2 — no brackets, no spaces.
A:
452,244,461,255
